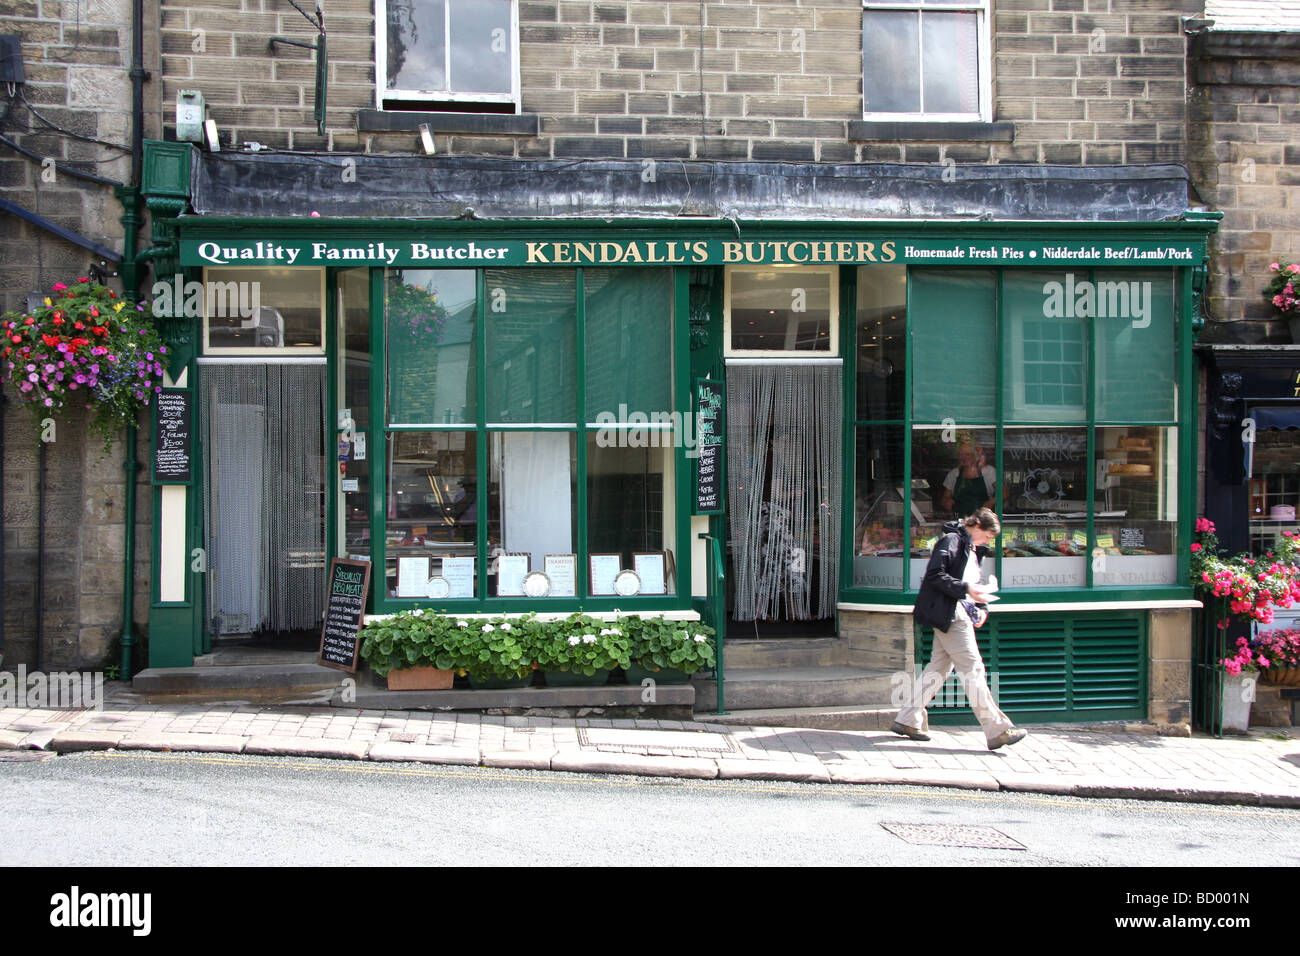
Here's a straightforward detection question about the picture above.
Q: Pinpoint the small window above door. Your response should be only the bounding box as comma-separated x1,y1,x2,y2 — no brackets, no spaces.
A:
202,267,326,356
724,266,839,358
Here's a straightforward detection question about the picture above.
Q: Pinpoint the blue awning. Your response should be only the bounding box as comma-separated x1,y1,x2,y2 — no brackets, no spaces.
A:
1250,406,1300,431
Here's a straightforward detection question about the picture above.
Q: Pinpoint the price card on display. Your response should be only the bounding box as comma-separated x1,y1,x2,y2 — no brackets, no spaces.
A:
545,554,577,597
441,557,475,598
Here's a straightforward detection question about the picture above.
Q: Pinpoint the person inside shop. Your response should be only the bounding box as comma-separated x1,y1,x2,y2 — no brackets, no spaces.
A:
891,507,1027,751
939,438,996,518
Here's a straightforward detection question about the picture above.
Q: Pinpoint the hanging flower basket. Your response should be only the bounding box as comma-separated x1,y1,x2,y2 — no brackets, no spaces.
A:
0,279,167,447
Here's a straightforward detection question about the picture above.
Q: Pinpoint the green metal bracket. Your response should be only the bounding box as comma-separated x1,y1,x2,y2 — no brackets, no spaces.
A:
270,25,327,136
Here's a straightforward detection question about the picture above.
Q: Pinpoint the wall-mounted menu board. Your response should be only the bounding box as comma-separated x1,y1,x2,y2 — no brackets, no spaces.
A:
694,378,724,514
318,558,371,673
152,388,193,484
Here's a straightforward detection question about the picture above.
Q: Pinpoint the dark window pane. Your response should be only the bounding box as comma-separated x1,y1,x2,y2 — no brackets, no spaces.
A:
386,269,476,425
387,0,446,92
385,430,478,598
485,269,577,424
585,268,673,423
1094,270,1176,422
450,0,512,95
921,12,979,113
910,269,997,422
856,264,907,421
864,11,920,113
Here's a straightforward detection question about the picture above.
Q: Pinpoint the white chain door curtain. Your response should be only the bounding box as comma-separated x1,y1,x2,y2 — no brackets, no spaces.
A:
726,364,841,622
201,363,327,636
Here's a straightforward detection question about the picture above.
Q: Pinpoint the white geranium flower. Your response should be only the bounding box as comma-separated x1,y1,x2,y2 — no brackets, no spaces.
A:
600,628,622,636
693,634,707,643
481,624,495,633
456,620,469,628
582,634,597,644
567,635,581,646
500,623,512,631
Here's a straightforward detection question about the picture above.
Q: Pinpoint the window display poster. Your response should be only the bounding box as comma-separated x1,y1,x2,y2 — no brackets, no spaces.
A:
545,554,577,597
397,556,430,597
634,552,667,595
441,556,475,598
497,553,529,596
589,554,622,596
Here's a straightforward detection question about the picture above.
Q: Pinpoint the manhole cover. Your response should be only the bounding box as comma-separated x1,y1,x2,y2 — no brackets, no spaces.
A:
880,823,1025,850
0,750,57,763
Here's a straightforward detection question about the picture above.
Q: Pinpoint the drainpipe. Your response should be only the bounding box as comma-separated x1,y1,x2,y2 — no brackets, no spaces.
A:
115,0,149,676
0,393,4,668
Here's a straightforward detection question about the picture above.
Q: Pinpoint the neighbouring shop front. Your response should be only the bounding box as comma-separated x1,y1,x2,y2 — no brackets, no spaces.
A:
139,147,1215,728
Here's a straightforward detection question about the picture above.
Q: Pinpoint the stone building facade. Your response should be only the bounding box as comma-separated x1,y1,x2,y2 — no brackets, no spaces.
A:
2,0,1218,730
0,0,160,670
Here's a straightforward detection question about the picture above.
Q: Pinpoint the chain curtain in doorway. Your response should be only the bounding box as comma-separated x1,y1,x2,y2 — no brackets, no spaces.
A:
201,364,327,635
726,364,841,621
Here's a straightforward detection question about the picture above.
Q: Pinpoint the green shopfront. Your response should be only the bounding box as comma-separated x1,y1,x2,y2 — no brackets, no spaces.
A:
143,198,1216,728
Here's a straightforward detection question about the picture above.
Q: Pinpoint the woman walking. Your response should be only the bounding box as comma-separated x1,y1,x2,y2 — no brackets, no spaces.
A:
891,507,1027,751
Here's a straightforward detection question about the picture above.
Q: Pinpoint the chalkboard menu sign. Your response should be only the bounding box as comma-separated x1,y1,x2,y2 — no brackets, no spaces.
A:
152,389,192,484
694,378,725,515
318,558,371,673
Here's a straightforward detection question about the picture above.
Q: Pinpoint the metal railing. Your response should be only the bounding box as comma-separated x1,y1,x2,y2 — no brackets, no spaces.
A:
1192,595,1227,737
698,532,727,715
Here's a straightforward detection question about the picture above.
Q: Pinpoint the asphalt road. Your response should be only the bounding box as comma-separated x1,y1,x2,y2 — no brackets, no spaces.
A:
1,750,1297,869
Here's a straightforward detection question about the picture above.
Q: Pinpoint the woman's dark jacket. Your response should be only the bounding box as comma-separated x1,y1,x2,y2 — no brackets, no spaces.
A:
912,520,991,632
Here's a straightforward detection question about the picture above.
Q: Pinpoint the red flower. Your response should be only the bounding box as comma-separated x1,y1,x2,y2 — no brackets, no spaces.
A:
51,282,68,291
1190,542,1203,552
52,317,62,326
76,277,90,283
89,307,99,318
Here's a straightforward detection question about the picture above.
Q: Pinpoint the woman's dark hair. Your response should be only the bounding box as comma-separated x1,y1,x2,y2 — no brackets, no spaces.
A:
963,507,1001,535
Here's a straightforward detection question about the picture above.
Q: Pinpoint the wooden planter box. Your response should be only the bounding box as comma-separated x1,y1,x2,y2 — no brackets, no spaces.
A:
386,667,455,691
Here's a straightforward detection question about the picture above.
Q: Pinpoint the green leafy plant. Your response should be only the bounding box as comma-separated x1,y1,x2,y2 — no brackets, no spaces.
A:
532,614,632,676
359,610,716,683
623,616,716,675
358,608,453,677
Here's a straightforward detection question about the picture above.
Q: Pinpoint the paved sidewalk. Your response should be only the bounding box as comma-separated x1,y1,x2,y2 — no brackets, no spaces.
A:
1,686,1298,807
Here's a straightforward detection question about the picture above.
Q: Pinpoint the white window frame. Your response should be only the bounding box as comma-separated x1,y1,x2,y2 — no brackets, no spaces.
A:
861,0,992,122
723,266,840,359
375,0,521,110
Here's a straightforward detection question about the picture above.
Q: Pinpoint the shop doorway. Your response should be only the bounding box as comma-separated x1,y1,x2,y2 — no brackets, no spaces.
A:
200,362,328,649
725,363,841,637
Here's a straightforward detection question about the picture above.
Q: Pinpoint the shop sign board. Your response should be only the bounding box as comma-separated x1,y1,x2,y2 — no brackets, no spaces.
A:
694,378,724,515
319,558,371,673
182,237,1203,269
151,388,193,484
